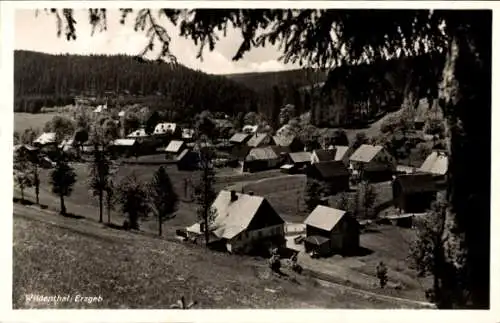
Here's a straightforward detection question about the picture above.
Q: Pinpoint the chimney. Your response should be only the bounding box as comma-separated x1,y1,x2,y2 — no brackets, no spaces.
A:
230,190,238,202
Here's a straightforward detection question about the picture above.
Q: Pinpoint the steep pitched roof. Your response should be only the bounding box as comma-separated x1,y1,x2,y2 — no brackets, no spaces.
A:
333,146,351,161
229,132,250,143
350,144,384,163
189,190,282,240
273,135,298,147
246,146,279,161
313,149,337,162
304,205,347,232
247,133,273,147
395,173,438,194
165,140,185,153
419,151,448,176
289,151,312,164
311,161,350,179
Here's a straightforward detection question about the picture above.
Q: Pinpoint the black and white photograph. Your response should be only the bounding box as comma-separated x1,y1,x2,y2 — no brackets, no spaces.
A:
3,1,498,320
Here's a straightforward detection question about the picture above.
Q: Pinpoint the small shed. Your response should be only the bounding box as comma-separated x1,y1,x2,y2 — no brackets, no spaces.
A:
349,144,396,182
303,205,360,256
282,151,312,173
392,173,438,213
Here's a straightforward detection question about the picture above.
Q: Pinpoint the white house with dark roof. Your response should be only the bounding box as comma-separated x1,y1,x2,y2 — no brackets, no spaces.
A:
303,205,360,256
186,190,286,254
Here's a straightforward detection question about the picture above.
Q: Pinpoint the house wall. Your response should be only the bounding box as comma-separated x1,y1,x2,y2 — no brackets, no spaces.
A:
228,224,285,253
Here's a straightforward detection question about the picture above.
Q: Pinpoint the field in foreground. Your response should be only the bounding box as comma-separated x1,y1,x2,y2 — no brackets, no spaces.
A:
12,204,427,309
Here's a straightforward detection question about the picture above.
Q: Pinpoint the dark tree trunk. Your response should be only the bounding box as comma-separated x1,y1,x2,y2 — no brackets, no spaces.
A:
438,12,491,309
107,198,111,224
158,214,163,237
98,191,103,223
60,194,66,215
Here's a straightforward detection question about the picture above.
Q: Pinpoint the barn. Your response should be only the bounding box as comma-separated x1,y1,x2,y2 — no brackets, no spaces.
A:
392,173,439,213
303,205,360,257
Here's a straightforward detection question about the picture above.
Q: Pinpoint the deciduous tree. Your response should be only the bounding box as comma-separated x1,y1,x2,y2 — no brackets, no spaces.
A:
50,153,77,215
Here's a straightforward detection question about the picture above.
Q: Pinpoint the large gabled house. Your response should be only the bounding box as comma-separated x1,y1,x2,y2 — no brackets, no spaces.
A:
311,149,336,164
303,205,360,257
349,144,396,182
243,146,289,173
186,190,286,254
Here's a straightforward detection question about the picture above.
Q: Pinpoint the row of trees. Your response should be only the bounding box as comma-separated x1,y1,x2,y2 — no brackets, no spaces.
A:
14,126,219,241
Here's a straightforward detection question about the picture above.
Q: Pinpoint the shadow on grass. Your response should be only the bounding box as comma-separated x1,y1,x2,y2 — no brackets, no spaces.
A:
62,212,85,220
340,246,374,257
105,223,124,230
362,228,382,234
13,198,35,206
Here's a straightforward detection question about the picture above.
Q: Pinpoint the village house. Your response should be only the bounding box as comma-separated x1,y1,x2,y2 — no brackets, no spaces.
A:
242,125,259,134
306,161,350,194
243,146,289,173
349,144,396,182
281,151,312,174
247,133,275,148
154,122,180,137
14,144,39,163
165,140,186,159
392,173,438,213
310,149,336,164
275,124,292,137
33,132,56,147
273,135,304,152
181,128,195,141
176,149,201,171
229,132,251,145
185,190,286,254
109,139,140,157
127,128,149,139
303,205,360,257
418,151,448,184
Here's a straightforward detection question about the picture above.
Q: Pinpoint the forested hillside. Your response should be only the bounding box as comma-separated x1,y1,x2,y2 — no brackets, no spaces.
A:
14,50,259,121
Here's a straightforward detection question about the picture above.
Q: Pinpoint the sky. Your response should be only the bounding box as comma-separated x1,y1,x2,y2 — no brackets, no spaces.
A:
15,9,301,75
